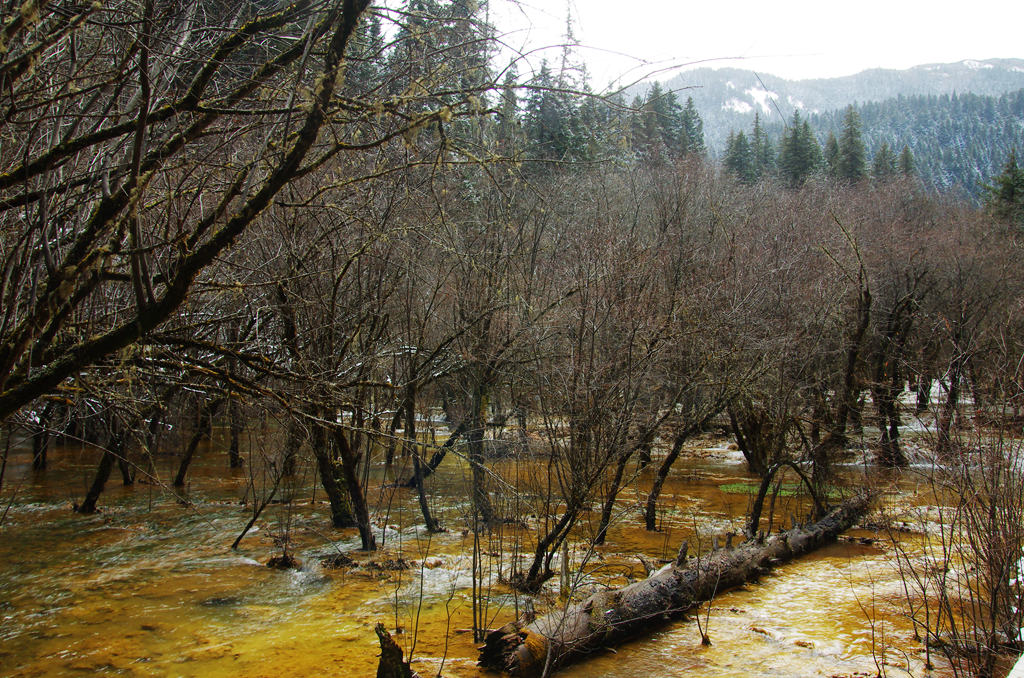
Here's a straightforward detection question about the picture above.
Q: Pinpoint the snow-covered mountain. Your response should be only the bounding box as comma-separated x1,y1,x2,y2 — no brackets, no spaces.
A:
648,58,1024,153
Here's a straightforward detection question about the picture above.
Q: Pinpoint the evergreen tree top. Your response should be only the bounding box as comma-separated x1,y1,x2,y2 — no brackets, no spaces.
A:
985,148,1024,226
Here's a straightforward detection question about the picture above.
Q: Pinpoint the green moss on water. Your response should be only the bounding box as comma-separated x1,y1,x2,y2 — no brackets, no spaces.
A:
720,482,784,496
719,482,840,499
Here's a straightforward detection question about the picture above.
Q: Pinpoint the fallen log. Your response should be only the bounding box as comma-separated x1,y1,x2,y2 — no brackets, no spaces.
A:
478,492,871,677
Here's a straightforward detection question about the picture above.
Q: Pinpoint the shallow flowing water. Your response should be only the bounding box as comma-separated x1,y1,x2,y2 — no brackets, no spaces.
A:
0,432,953,677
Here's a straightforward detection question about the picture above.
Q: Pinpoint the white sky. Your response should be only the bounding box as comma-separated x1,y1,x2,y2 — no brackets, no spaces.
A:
492,0,1024,87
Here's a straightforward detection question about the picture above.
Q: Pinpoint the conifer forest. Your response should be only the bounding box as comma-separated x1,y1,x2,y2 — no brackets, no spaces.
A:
2,2,1024,677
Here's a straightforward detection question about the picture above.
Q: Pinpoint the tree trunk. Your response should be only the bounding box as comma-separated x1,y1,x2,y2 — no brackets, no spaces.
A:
404,385,441,532
383,406,403,468
937,355,964,455
479,493,870,677
228,392,244,469
636,442,651,470
727,404,768,477
141,407,164,479
331,428,376,551
873,367,906,468
872,299,914,467
830,285,871,448
78,428,126,514
745,461,825,538
226,318,245,469
644,431,689,530
374,623,420,678
916,372,932,414
468,384,494,523
594,449,632,545
400,419,468,488
281,420,303,477
310,421,356,529
117,456,135,486
515,503,580,593
173,398,221,488
412,454,440,532
30,401,54,471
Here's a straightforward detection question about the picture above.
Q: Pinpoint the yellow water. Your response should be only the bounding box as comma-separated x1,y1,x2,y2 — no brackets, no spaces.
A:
0,437,951,677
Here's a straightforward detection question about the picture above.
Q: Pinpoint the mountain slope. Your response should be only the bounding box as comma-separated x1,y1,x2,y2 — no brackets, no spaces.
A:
654,58,1024,153
810,89,1024,197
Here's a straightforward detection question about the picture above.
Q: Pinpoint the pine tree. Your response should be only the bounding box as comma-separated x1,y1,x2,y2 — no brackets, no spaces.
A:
449,0,492,92
837,105,867,183
572,70,611,161
680,97,705,155
601,91,633,157
524,60,570,160
872,142,898,181
724,130,756,183
824,132,840,178
898,145,916,177
495,65,523,157
751,112,774,180
387,0,493,139
648,81,682,155
629,93,647,154
801,120,823,173
778,112,800,186
779,111,821,187
985,148,1024,226
630,84,704,162
343,11,385,96
631,83,667,161
388,0,447,99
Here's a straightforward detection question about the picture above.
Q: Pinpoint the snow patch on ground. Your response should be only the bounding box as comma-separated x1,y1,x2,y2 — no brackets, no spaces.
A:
723,98,753,114
745,86,778,115
963,59,993,70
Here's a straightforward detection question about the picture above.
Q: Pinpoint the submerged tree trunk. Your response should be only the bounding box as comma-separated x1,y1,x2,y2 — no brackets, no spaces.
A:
468,384,494,524
226,318,246,469
400,419,468,488
830,284,872,450
594,447,633,545
403,385,441,533
173,397,222,488
117,456,135,486
636,442,652,470
937,354,965,455
728,404,769,478
514,501,582,594
644,430,690,531
310,421,356,529
78,427,127,514
479,493,870,677
383,407,403,468
872,295,916,468
30,401,55,471
874,384,905,467
228,392,244,469
331,428,377,551
374,623,420,678
916,372,932,414
745,461,825,538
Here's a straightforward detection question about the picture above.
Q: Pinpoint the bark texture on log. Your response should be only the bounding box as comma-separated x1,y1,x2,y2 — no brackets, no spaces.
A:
478,493,871,677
